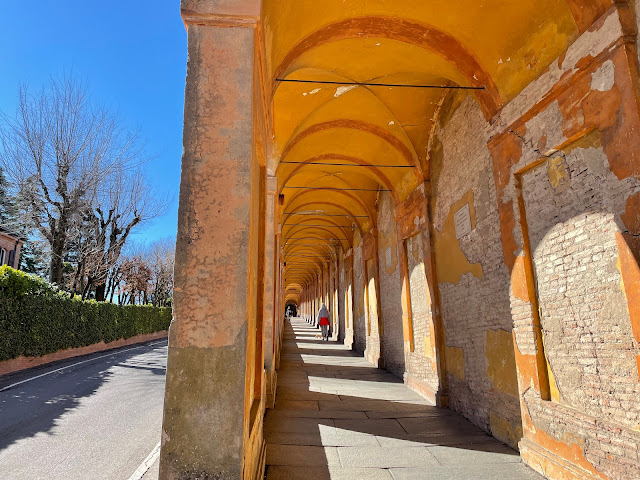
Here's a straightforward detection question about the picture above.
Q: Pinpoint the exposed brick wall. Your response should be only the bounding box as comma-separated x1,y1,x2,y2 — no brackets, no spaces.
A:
340,250,355,349
524,390,640,479
338,252,346,343
488,15,640,474
364,257,381,364
522,134,640,430
432,94,522,447
404,232,439,393
407,234,430,352
377,190,405,378
353,231,366,354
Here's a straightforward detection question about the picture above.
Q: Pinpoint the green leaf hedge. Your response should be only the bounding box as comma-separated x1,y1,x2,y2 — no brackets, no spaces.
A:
0,266,172,361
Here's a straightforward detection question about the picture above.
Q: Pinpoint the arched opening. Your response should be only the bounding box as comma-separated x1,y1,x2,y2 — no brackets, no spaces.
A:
162,2,640,479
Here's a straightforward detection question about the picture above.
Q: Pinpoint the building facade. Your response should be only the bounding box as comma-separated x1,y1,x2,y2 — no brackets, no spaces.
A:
0,230,23,269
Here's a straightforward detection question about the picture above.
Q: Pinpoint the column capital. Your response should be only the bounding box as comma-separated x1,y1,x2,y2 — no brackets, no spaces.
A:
266,174,278,195
181,0,261,27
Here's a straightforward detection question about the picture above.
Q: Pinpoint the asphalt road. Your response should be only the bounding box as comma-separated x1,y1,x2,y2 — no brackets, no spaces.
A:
0,339,168,480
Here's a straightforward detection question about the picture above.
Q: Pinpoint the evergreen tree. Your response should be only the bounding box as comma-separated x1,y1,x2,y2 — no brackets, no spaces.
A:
0,166,47,275
0,166,19,229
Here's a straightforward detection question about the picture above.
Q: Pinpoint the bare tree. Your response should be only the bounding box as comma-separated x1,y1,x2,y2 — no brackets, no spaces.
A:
147,238,175,306
0,76,146,285
74,168,165,300
105,238,174,306
118,255,152,305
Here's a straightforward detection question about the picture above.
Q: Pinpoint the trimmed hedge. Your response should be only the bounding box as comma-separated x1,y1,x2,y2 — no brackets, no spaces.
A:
0,266,171,362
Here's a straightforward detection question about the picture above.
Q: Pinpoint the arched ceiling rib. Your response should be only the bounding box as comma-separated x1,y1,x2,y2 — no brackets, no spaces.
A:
265,0,585,301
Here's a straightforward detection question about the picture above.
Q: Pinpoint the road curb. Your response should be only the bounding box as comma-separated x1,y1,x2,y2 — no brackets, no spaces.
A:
0,331,168,377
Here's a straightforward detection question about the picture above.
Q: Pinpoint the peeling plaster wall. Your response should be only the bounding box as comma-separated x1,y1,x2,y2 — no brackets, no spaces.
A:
353,231,366,355
377,191,405,377
340,249,355,350
338,251,347,343
523,133,640,429
488,9,640,475
408,234,431,354
516,127,640,479
403,232,439,392
432,94,522,448
365,257,382,364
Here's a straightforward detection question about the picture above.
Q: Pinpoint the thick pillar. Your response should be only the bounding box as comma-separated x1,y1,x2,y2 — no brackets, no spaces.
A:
395,184,447,406
362,228,384,367
160,2,262,479
264,175,277,408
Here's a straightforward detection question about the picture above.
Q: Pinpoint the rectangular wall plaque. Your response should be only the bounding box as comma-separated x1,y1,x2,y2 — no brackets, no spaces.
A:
454,203,472,239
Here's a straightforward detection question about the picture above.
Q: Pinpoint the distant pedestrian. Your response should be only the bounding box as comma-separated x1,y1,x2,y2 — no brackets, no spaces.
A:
317,303,330,341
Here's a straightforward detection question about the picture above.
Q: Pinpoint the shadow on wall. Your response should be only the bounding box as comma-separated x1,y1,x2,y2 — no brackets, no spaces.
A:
0,341,167,452
522,140,640,427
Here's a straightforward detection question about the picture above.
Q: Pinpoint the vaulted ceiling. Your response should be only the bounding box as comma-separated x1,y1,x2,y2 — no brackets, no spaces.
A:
263,0,612,302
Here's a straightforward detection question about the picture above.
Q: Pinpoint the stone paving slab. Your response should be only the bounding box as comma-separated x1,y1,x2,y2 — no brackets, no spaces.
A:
397,416,487,435
275,399,319,410
374,432,495,448
427,443,521,465
337,446,440,468
266,466,393,480
266,445,341,467
365,409,454,419
389,464,545,480
264,318,544,480
333,418,406,436
266,409,368,420
266,430,381,447
265,417,335,434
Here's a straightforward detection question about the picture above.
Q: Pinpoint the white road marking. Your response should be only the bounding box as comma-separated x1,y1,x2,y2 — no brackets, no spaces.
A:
0,340,167,393
127,442,161,480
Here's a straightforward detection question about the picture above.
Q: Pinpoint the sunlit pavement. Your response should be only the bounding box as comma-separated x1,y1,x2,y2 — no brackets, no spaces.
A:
0,340,167,480
264,318,543,480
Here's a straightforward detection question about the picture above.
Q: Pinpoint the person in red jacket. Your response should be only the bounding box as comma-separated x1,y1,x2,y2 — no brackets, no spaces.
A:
317,303,330,341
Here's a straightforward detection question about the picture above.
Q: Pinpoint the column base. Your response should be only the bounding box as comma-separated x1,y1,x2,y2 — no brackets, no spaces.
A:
265,371,278,410
403,373,448,407
519,437,599,480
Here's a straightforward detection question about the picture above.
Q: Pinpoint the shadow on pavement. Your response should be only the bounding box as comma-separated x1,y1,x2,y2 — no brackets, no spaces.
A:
263,318,543,480
0,340,166,452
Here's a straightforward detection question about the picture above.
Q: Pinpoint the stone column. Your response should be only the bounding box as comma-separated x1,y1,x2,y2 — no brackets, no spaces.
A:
160,2,262,479
264,175,277,408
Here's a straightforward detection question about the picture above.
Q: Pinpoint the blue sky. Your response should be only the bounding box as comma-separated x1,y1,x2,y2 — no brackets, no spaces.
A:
0,1,187,244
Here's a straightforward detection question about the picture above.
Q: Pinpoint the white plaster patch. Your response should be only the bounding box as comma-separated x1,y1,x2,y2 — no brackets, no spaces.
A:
388,121,395,125
493,10,623,134
590,59,615,92
454,203,472,239
334,85,357,97
582,146,609,177
308,88,321,95
376,43,381,46
525,100,564,151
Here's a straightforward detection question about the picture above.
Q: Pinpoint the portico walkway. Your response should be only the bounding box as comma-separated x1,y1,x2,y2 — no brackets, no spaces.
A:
264,318,543,480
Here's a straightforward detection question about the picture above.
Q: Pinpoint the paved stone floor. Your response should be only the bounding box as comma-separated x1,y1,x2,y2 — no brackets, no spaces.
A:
264,318,544,480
